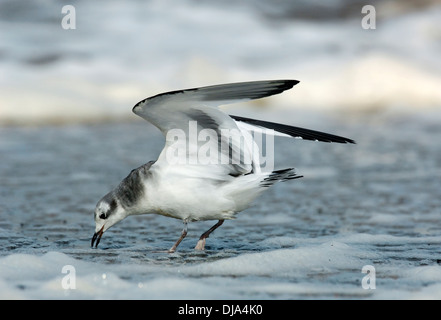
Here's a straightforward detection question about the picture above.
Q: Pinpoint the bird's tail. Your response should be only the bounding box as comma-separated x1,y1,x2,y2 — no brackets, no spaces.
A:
222,168,302,213
260,168,303,187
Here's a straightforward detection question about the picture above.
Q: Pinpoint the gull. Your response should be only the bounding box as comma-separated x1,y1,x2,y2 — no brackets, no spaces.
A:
91,80,355,252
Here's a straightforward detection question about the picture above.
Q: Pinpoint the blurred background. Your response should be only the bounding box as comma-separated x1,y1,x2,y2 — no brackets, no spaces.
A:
1,0,440,124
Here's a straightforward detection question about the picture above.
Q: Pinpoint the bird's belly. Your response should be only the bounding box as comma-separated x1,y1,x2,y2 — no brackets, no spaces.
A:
145,179,237,221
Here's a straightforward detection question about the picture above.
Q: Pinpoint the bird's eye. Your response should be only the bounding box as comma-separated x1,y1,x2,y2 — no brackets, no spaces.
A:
99,213,106,219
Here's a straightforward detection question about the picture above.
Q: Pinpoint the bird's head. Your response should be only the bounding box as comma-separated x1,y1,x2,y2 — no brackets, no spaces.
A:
91,193,127,248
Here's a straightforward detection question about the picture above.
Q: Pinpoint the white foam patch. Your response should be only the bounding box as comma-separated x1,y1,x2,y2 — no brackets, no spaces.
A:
0,251,236,299
1,232,441,299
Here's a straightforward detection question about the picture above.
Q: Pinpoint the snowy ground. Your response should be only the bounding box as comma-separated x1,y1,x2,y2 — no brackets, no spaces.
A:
1,109,441,299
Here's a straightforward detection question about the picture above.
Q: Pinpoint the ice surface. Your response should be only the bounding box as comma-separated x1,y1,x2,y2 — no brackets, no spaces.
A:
1,108,441,299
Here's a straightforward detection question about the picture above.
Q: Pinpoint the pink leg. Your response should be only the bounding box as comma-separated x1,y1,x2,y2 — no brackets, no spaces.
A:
194,220,224,250
168,221,188,253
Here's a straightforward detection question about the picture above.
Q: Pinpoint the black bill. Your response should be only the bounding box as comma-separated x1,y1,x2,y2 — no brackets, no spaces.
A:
91,225,104,248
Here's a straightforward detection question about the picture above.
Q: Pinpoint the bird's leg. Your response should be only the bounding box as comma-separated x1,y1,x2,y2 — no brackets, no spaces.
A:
195,220,224,251
168,221,188,253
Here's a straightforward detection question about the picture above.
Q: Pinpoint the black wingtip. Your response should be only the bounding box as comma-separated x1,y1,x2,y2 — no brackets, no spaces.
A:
285,79,300,87
275,79,300,93
230,114,355,144
247,79,299,100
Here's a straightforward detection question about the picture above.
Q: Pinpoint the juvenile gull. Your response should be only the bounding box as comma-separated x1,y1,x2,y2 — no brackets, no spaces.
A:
91,80,355,252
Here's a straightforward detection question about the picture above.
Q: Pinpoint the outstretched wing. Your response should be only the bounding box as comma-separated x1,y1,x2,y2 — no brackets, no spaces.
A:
230,115,355,144
132,80,299,177
133,80,298,134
